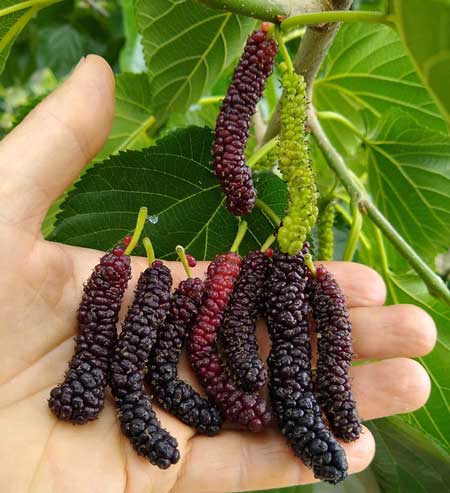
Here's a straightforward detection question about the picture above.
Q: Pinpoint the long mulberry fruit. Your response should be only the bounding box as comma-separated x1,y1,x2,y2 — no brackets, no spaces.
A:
308,265,361,442
221,250,269,390
188,252,272,431
277,63,318,255
266,251,348,484
318,202,336,261
147,274,223,436
109,249,179,469
212,27,277,216
48,207,148,424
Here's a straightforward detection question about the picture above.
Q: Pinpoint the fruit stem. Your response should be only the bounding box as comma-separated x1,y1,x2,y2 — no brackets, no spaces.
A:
343,200,363,262
124,206,148,256
247,136,278,169
176,245,192,278
261,233,276,253
305,253,317,278
255,199,281,227
274,26,294,73
142,237,156,267
230,220,248,253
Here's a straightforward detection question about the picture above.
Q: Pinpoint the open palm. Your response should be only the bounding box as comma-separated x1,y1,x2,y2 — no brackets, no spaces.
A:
0,56,437,493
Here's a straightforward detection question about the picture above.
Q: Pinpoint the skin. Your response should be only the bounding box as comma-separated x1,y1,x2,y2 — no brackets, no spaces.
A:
0,55,437,493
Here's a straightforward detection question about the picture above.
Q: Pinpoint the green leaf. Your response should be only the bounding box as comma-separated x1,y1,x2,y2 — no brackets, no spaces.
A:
368,109,450,263
119,0,145,73
369,417,450,492
51,127,287,259
166,99,221,132
135,0,255,114
394,0,450,125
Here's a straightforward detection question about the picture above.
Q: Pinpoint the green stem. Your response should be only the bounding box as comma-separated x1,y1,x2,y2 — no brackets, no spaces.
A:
317,111,367,142
230,220,248,253
343,201,363,261
305,253,317,277
0,0,60,17
176,245,192,278
335,203,370,250
274,27,294,72
309,110,450,306
261,233,276,252
255,199,281,227
199,95,224,106
143,237,156,267
282,10,394,32
374,227,390,276
248,137,278,169
124,206,148,256
283,28,306,43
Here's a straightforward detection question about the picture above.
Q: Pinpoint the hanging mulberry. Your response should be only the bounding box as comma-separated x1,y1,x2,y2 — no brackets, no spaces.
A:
212,28,278,216
266,251,348,484
48,247,131,424
308,265,361,442
188,253,272,431
221,250,269,390
109,261,179,469
318,202,336,261
277,63,318,256
147,277,223,436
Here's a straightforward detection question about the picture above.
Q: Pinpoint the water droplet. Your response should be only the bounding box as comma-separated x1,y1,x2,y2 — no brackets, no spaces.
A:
147,214,159,225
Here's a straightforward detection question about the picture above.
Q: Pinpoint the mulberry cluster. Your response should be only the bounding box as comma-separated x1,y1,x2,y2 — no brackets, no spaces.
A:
266,251,348,484
109,262,180,469
148,277,224,436
188,253,272,431
277,63,318,255
48,248,131,424
308,265,361,442
221,250,269,390
212,29,277,216
318,202,336,261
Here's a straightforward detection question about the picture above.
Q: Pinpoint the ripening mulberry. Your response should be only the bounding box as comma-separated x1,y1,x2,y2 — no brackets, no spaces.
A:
48,248,131,424
188,253,272,431
147,277,223,436
308,265,361,442
318,202,336,261
277,63,318,256
266,251,348,484
109,262,179,469
212,29,278,216
221,250,269,390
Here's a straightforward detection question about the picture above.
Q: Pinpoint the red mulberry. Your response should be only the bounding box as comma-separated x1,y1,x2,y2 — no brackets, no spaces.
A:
212,29,277,216
221,250,269,390
48,248,131,424
188,253,271,431
147,277,223,436
266,251,348,484
109,261,179,469
308,265,361,442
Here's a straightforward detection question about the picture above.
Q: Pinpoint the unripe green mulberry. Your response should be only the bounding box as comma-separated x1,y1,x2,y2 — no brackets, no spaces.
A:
318,202,336,261
253,144,279,172
277,63,318,256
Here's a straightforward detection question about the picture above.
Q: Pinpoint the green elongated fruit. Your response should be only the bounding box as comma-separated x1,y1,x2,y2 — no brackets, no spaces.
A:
277,62,318,256
318,202,336,261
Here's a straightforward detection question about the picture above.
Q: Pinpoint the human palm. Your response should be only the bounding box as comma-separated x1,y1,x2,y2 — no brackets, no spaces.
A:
0,56,436,493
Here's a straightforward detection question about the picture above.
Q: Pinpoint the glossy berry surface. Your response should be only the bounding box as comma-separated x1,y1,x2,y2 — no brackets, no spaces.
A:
188,253,272,431
186,253,197,268
212,30,277,216
48,250,131,424
148,277,223,435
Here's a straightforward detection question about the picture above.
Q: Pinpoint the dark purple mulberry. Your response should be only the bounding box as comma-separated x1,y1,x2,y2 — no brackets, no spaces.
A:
221,250,269,390
147,277,223,436
109,261,179,469
308,265,361,442
188,253,272,431
266,251,348,484
212,29,278,216
48,248,131,424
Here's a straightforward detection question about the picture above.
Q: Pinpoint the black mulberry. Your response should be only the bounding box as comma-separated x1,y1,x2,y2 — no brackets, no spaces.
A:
266,251,348,484
212,28,277,216
308,265,361,442
147,277,223,436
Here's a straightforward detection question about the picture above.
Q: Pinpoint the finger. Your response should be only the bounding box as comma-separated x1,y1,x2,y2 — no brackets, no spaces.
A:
351,304,437,360
173,426,375,493
0,55,115,233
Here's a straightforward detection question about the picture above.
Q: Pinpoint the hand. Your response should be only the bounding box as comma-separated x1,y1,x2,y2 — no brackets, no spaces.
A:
0,56,436,493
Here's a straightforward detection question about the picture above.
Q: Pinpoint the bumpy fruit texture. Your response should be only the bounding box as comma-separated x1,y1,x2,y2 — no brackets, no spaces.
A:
48,249,131,424
212,30,277,216
221,250,269,390
253,144,279,172
266,251,348,484
318,202,336,261
109,262,179,469
308,265,361,442
188,253,272,431
148,277,223,436
277,63,319,256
